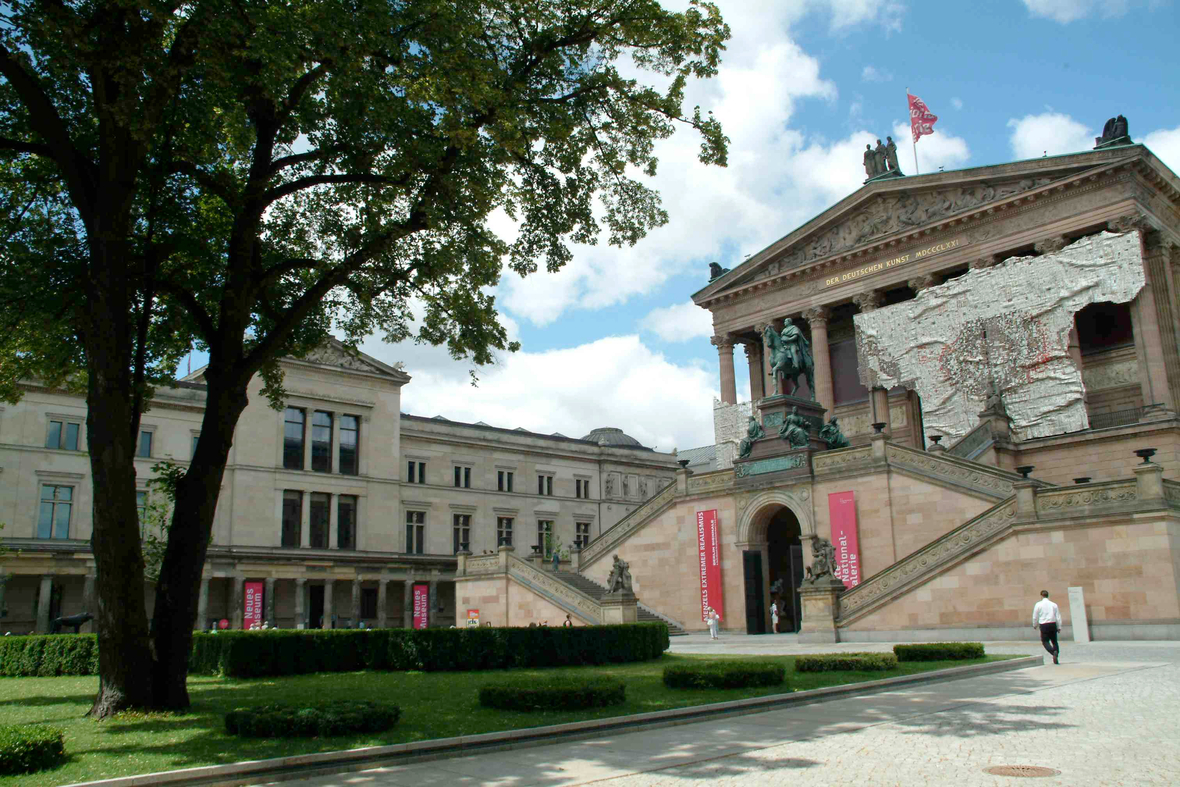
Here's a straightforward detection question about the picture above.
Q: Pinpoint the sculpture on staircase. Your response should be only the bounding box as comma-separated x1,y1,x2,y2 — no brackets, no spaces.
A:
605,554,633,595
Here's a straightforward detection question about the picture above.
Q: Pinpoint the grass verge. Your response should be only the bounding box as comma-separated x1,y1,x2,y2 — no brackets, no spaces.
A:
0,653,1011,786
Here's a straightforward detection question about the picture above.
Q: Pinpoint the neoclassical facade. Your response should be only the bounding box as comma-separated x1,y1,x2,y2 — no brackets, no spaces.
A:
0,342,677,633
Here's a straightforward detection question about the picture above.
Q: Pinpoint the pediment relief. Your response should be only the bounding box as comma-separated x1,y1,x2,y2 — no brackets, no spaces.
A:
298,341,405,378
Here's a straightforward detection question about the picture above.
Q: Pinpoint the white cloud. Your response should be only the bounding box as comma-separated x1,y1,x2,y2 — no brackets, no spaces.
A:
361,334,719,451
824,0,906,32
861,65,892,82
1021,0,1130,23
1144,126,1180,175
893,122,971,173
641,301,715,342
1007,112,1094,159
951,97,963,110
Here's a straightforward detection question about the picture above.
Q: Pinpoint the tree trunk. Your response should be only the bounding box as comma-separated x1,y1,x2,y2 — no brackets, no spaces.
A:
150,370,250,709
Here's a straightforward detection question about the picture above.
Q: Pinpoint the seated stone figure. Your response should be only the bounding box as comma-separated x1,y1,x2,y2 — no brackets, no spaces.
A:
738,415,764,459
778,406,810,448
819,417,850,449
803,538,839,584
605,554,633,595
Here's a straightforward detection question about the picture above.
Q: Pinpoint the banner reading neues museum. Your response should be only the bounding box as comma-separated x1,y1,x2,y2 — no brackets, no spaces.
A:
828,492,861,588
412,583,429,629
697,509,724,622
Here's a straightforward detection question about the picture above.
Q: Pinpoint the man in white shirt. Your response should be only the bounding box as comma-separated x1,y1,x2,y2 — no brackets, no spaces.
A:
1032,590,1062,664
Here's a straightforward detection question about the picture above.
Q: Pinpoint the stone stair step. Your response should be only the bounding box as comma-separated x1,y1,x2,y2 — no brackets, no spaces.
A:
551,571,688,636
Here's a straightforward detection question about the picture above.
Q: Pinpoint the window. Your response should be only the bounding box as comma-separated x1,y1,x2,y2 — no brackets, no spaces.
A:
337,495,357,550
136,490,147,537
537,474,553,496
575,522,591,548
281,491,302,547
360,588,378,619
137,430,153,458
497,470,514,492
283,407,305,469
405,511,425,554
45,420,81,451
191,433,200,459
37,485,72,539
452,514,471,554
311,411,333,472
454,466,471,488
575,479,590,499
537,519,554,556
407,460,426,484
309,492,330,548
497,517,514,547
339,415,359,475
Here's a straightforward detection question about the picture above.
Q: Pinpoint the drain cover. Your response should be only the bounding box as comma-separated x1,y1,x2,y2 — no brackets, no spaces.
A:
983,765,1061,778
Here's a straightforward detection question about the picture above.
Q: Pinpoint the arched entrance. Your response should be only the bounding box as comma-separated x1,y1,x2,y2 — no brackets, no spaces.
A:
737,492,812,635
766,508,804,633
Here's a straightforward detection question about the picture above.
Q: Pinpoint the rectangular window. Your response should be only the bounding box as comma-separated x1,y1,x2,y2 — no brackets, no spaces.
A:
454,466,471,488
136,490,147,537
407,461,426,484
37,484,72,539
191,433,200,459
283,407,305,470
46,420,81,451
309,492,330,548
137,430,153,458
405,510,425,554
576,522,591,548
339,415,359,475
575,479,591,499
360,588,378,619
311,411,333,473
497,517,514,547
497,470,514,492
537,519,554,556
337,494,357,551
538,475,553,496
452,514,471,554
281,490,302,547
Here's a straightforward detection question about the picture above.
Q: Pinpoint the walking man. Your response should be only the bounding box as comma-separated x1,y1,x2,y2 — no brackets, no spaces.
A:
1032,590,1062,664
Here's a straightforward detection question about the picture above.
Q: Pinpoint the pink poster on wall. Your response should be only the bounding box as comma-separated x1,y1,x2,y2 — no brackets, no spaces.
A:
412,583,430,629
696,509,724,622
243,581,264,629
828,492,861,588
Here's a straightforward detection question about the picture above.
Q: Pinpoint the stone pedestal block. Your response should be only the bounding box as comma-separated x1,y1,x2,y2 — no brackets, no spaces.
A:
797,579,845,644
600,592,638,624
756,394,828,451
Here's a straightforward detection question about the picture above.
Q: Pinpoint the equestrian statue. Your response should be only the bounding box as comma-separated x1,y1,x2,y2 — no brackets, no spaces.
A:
763,319,815,398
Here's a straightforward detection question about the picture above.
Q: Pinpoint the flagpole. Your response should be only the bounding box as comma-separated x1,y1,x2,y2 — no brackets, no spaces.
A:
908,88,919,175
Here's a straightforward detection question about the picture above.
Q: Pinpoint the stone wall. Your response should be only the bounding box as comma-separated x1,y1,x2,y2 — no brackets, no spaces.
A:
712,398,754,470
456,574,588,628
1000,425,1180,486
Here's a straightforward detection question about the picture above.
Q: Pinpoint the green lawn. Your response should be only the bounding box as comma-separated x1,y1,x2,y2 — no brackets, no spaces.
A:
1,653,1011,786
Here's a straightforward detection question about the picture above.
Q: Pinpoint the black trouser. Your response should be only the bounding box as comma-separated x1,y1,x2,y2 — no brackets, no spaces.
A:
1039,622,1060,656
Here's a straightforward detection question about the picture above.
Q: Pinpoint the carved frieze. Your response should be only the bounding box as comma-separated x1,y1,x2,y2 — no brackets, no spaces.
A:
1082,359,1139,391
1035,484,1137,514
885,444,1016,499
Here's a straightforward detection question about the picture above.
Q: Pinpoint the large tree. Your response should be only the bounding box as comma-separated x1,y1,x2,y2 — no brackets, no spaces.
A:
0,0,728,716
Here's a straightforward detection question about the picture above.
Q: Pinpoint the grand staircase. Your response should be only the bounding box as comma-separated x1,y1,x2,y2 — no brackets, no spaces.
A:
553,570,688,635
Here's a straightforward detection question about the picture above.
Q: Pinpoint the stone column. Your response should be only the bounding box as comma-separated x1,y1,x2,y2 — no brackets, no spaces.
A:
1067,326,1083,372
230,575,245,630
196,577,209,631
328,493,338,549
377,579,389,629
907,273,938,293
331,412,342,474
428,573,439,628
969,255,999,270
871,388,891,434
0,574,9,625
352,578,362,625
804,306,833,414
300,492,311,548
403,578,414,628
852,291,889,434
743,341,765,402
82,573,97,632
711,335,737,404
322,579,334,629
797,578,845,644
264,577,276,625
294,578,306,629
36,575,53,634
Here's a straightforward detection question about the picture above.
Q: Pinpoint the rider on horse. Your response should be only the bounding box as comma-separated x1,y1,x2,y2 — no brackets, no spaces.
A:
763,319,815,397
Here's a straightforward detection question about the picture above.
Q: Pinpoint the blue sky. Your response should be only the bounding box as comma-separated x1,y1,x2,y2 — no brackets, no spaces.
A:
186,0,1180,454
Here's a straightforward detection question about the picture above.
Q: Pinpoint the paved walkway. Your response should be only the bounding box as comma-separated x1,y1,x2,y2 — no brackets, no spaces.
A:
270,638,1180,787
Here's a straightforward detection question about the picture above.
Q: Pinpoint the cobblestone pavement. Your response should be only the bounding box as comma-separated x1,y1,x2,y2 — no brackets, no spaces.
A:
275,639,1180,787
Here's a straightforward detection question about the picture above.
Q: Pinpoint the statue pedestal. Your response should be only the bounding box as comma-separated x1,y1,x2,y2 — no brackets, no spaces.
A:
797,579,846,643
600,591,639,624
757,394,827,451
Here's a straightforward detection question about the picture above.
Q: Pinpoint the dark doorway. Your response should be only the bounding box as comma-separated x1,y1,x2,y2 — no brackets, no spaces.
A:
743,551,765,634
309,584,325,630
767,507,803,633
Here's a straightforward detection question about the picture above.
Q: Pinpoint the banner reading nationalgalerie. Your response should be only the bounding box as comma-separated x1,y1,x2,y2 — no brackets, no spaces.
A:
828,492,861,588
696,509,724,622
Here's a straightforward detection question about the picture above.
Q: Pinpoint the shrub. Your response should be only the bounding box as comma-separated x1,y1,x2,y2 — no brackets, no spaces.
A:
224,701,400,738
479,680,626,711
794,652,898,672
893,642,985,662
0,635,99,677
0,724,66,775
663,661,786,690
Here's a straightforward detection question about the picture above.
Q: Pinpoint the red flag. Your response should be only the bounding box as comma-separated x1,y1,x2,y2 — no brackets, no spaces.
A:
908,93,938,143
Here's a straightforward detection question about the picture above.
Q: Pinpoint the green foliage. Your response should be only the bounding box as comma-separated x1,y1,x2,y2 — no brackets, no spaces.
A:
0,724,65,775
479,680,625,711
794,652,899,672
662,661,786,690
893,643,986,662
225,700,399,738
0,634,99,677
140,462,186,582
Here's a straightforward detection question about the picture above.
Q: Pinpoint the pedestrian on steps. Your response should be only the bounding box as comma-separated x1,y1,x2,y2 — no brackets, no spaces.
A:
1033,589,1062,664
706,607,721,640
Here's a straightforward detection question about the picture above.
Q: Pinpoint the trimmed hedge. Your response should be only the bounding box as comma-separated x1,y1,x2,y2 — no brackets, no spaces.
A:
479,680,625,711
225,701,399,738
0,624,668,678
663,661,786,690
0,724,66,775
893,642,985,662
794,652,898,672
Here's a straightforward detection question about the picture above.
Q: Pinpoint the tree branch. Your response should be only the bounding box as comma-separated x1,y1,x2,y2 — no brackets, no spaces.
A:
0,136,53,157
260,171,413,208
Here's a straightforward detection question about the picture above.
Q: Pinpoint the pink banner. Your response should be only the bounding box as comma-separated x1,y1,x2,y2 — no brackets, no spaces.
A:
908,93,939,143
412,583,429,629
828,492,861,588
243,581,264,629
696,509,724,622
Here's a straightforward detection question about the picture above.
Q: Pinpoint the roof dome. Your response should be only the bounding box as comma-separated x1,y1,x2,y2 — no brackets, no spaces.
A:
581,427,644,448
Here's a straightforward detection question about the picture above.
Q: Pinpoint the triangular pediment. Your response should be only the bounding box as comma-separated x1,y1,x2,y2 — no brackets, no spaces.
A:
297,339,408,380
695,145,1158,304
